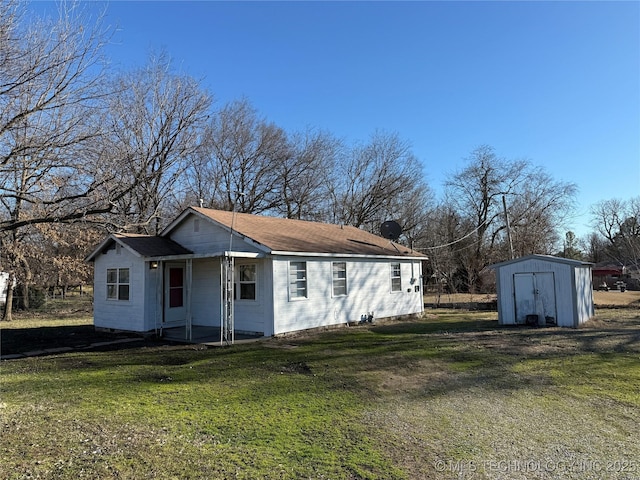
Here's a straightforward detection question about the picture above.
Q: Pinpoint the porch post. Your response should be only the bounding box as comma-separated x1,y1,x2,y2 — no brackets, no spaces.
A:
220,255,234,345
156,260,164,336
185,258,193,341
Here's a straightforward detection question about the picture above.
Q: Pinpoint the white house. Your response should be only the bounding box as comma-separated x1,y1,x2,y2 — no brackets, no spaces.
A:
0,272,11,306
86,207,427,341
491,254,594,328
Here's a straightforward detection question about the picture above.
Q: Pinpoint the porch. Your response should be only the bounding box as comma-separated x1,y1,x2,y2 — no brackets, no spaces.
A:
161,325,265,345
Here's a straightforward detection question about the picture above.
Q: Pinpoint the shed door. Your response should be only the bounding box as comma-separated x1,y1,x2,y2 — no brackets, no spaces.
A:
164,263,186,324
513,272,557,325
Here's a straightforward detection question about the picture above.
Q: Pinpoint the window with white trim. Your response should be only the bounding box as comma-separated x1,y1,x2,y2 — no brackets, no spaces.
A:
391,263,402,292
107,268,130,301
236,264,257,300
332,262,347,296
289,261,307,299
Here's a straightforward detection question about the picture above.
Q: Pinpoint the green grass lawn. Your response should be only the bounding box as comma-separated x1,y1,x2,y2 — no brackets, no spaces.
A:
1,309,639,479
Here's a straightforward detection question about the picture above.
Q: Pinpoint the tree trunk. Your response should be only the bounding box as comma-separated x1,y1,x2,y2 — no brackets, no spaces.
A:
17,254,32,310
2,273,15,321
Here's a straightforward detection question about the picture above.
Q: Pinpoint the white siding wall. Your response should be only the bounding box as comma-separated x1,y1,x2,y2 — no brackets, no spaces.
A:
574,266,595,326
169,214,262,255
93,247,147,332
179,257,272,335
496,267,516,325
92,214,427,337
190,258,221,327
233,258,273,335
271,257,423,335
553,262,578,327
0,272,9,305
143,265,160,331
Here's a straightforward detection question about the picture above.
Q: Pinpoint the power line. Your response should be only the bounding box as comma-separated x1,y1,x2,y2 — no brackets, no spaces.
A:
413,218,490,251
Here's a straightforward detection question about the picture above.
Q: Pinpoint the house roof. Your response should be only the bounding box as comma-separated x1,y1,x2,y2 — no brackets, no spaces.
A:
85,233,192,262
87,208,427,262
490,254,593,270
115,233,193,257
185,207,425,258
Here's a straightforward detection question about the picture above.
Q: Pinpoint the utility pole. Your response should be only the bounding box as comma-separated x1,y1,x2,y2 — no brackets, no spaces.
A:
502,195,515,259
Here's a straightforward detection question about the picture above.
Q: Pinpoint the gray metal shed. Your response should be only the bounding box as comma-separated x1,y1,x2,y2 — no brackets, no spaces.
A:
491,254,594,328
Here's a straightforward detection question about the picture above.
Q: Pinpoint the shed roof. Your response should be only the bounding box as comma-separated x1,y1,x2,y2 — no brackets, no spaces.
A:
172,207,426,258
490,254,593,270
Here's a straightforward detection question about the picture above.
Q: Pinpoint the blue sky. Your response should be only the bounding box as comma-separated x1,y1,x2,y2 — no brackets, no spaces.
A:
32,1,640,237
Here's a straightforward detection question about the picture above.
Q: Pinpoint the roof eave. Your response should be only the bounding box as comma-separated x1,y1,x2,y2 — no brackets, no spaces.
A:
85,236,114,262
146,251,264,262
270,250,428,260
84,234,143,263
490,254,593,269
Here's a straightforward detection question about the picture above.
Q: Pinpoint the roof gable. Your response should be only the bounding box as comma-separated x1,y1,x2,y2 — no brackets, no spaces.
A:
168,207,425,258
86,233,192,262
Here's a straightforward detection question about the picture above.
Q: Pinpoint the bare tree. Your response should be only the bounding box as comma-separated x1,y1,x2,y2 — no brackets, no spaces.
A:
0,1,111,318
179,142,225,211
507,166,576,256
419,203,472,296
276,127,339,220
582,231,608,264
331,131,423,231
200,99,290,214
444,146,519,291
390,182,435,249
444,145,577,292
103,52,212,234
0,1,113,230
590,196,640,269
591,198,629,244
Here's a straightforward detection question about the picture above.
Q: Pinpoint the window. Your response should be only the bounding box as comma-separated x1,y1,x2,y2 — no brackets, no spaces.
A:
391,263,402,292
332,262,347,296
237,264,257,300
107,268,130,301
289,261,307,299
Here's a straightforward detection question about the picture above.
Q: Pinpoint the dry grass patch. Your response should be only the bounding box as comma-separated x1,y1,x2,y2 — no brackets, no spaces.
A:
593,289,640,307
357,312,640,479
424,290,640,308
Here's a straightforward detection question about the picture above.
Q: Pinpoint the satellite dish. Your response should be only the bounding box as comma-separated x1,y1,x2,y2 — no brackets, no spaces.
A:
380,220,402,240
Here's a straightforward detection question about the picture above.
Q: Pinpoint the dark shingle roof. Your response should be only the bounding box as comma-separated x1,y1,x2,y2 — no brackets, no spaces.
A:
115,233,192,257
191,207,423,257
